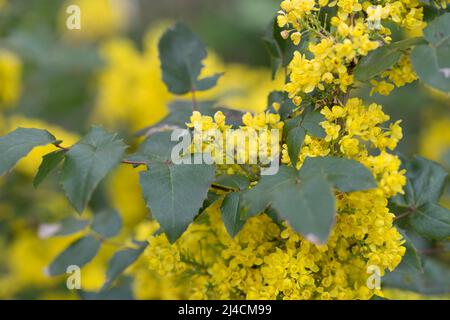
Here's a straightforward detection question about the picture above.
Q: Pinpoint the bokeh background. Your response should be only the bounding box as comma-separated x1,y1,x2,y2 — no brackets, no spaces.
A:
0,0,449,299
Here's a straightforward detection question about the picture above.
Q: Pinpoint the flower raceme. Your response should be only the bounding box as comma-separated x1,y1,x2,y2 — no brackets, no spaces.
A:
179,111,282,174
276,0,425,104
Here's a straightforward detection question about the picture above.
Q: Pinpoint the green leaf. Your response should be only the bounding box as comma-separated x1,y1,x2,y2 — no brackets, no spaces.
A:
411,44,450,93
38,217,89,238
47,235,101,276
214,174,250,191
411,13,450,93
33,150,66,187
201,191,221,211
353,37,425,83
128,131,178,164
195,73,224,91
388,37,427,51
241,165,335,244
397,228,423,273
61,126,127,213
286,126,306,168
301,107,326,138
158,23,207,94
299,156,377,192
0,127,57,176
271,172,336,244
221,192,245,238
409,203,450,240
91,209,122,238
241,166,294,218
354,45,402,82
139,161,215,242
423,12,450,46
102,242,147,290
383,257,450,295
392,156,448,208
267,91,296,120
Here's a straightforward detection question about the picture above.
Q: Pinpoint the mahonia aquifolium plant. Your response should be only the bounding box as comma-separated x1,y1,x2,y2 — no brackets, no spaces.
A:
0,0,450,300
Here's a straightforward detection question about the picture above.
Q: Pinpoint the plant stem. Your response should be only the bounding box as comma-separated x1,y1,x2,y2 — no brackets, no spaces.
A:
394,208,416,221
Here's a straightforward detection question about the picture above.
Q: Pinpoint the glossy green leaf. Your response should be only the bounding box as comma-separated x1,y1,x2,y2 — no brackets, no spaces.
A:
411,13,450,93
271,173,336,244
0,127,57,176
214,174,250,191
221,192,245,238
91,209,122,238
355,45,402,82
47,236,101,276
354,37,425,82
397,228,423,273
140,161,215,242
102,242,147,290
411,44,450,93
195,73,224,91
33,149,66,187
301,107,326,138
158,23,207,94
392,156,448,208
286,126,306,168
241,165,335,244
61,126,127,213
299,156,377,192
383,258,450,294
409,203,450,240
267,91,297,120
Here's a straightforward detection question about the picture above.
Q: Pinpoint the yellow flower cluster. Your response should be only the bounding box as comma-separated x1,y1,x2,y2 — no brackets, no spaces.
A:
370,55,418,96
138,96,406,300
277,0,424,102
0,50,21,108
185,110,283,166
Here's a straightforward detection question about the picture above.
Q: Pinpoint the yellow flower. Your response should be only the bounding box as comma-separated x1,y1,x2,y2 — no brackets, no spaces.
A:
370,80,395,96
0,50,21,108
